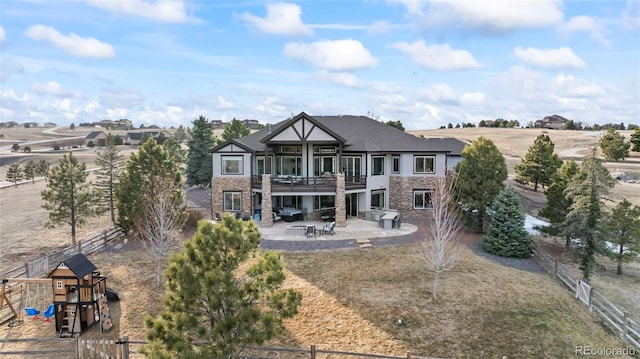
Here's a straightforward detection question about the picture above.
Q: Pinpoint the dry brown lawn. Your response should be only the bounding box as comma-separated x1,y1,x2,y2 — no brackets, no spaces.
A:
1,127,639,358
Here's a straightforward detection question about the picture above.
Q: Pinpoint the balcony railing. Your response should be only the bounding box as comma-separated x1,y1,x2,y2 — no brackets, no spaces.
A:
251,175,367,192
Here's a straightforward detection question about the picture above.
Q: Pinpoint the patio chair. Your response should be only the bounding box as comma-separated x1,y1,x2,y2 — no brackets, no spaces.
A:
320,221,336,235
273,212,282,221
305,225,316,237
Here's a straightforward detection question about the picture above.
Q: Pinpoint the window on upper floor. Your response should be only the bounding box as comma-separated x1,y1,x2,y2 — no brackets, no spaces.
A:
414,155,435,174
372,156,385,176
223,191,242,211
276,156,301,176
392,155,400,174
222,156,243,175
414,189,433,209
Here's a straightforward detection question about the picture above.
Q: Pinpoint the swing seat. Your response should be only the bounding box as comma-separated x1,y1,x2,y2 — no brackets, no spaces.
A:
25,307,40,319
44,304,55,322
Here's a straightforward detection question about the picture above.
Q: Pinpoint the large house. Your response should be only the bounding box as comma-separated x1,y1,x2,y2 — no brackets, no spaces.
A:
534,115,569,129
209,112,467,227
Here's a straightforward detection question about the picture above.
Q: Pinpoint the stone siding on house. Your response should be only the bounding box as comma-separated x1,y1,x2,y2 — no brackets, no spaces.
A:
389,176,438,219
211,176,252,217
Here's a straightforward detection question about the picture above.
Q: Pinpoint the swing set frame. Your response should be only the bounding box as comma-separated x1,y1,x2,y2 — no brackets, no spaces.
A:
0,278,53,323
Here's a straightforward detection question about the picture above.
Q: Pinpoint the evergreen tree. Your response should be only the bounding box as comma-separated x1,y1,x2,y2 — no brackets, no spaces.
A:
455,137,508,232
385,120,405,131
221,118,250,142
539,160,579,247
563,148,615,282
162,137,186,170
143,217,302,358
95,134,125,225
514,134,562,191
23,160,38,183
630,127,640,152
6,163,23,187
41,152,104,245
174,125,187,143
605,199,640,275
599,128,630,161
186,116,215,187
117,139,183,233
483,186,531,258
37,160,50,180
155,132,167,145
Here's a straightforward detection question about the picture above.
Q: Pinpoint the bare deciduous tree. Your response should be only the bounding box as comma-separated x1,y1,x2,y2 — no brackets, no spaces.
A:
418,175,463,301
136,176,186,287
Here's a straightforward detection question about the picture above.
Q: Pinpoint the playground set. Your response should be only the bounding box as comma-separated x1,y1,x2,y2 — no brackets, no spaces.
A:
0,253,112,337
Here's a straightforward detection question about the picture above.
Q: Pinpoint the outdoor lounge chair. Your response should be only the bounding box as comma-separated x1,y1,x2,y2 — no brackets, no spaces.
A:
320,221,336,235
273,212,282,221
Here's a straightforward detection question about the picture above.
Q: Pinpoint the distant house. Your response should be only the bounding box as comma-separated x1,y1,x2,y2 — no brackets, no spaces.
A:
242,119,261,130
114,119,132,129
211,120,228,130
98,119,114,128
23,122,39,128
43,122,57,128
125,130,171,145
534,115,568,130
85,131,108,146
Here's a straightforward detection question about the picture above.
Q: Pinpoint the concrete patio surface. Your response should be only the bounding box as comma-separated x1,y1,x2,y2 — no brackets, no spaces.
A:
257,218,418,241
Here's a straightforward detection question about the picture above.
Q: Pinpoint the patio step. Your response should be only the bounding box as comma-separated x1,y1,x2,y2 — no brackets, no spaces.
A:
356,238,372,248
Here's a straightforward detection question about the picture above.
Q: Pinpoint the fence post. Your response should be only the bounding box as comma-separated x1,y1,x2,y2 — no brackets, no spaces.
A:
310,344,316,359
588,286,594,312
78,240,82,254
554,257,558,276
407,350,412,359
75,336,80,359
623,312,629,339
103,230,108,250
123,335,130,359
24,262,30,278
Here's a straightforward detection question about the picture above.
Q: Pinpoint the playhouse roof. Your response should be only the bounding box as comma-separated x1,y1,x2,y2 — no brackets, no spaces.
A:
48,253,97,278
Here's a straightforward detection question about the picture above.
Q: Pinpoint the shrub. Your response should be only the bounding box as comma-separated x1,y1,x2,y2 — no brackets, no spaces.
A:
87,141,95,148
11,143,20,151
23,146,31,153
183,209,204,230
53,144,61,150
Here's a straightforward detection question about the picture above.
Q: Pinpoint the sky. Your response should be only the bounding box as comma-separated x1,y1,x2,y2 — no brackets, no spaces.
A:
0,0,639,130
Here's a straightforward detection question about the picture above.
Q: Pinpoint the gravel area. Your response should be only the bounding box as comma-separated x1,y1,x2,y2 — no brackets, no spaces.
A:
468,241,547,274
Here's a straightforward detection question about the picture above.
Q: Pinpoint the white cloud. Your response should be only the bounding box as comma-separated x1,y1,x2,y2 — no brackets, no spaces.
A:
513,46,587,70
2,89,30,102
1,58,24,81
391,0,563,34
460,92,485,104
239,2,312,36
553,74,605,97
100,87,143,108
84,0,189,23
84,101,102,114
216,95,236,109
622,0,640,30
367,20,393,34
31,81,83,98
391,41,480,71
558,16,610,47
256,96,288,118
314,70,361,88
0,26,5,44
416,83,457,103
283,39,378,71
24,25,115,59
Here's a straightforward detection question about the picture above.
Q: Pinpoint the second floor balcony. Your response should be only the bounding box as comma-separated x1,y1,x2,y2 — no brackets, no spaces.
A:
251,175,367,192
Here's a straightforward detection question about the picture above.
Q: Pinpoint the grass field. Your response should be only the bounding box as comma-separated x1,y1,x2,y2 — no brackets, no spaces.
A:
1,126,639,357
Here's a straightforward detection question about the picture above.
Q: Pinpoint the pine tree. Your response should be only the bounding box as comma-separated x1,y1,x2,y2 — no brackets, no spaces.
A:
6,163,23,187
95,134,125,225
23,160,38,183
539,160,579,247
605,199,640,275
41,152,104,245
563,148,615,282
630,127,640,152
455,137,508,232
599,128,630,161
221,118,251,142
143,217,302,358
37,160,50,180
117,139,183,233
162,137,186,170
174,125,187,143
514,134,562,191
483,186,531,258
186,116,215,187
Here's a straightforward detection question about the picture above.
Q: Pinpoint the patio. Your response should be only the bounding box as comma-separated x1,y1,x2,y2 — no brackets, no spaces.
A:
257,218,418,241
